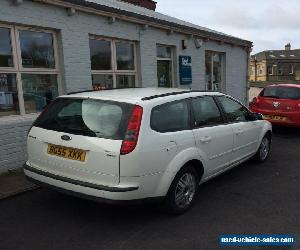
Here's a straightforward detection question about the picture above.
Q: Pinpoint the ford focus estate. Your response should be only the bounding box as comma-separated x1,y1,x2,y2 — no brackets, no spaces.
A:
24,88,272,214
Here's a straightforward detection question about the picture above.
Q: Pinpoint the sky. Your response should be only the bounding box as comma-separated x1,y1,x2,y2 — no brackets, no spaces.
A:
156,0,300,54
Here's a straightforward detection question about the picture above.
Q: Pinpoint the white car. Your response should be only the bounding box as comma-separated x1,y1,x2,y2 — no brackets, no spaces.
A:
24,88,272,214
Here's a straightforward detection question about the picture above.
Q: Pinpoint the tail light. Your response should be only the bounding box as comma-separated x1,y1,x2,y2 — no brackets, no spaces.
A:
251,97,259,105
120,105,143,155
296,102,300,110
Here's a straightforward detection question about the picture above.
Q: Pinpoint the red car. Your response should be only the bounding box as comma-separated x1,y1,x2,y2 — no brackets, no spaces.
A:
250,84,300,127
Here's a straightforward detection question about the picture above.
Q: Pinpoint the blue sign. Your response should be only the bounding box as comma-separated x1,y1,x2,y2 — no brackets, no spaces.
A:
179,56,192,85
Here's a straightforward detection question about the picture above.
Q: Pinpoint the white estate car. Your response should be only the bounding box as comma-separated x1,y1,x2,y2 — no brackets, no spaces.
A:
24,88,272,214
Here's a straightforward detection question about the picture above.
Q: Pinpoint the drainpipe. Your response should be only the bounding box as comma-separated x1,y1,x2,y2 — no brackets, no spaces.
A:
245,47,252,106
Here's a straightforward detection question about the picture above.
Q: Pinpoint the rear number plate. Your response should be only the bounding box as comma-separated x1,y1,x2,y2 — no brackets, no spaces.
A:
262,115,286,121
47,144,86,162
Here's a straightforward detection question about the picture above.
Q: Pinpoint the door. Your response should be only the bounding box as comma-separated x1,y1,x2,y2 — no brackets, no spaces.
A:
157,60,172,87
191,96,234,176
217,96,261,162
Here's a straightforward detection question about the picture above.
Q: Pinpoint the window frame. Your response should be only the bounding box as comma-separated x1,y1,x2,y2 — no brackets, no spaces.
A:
190,95,226,129
214,95,252,124
90,35,137,89
0,23,61,117
150,98,192,133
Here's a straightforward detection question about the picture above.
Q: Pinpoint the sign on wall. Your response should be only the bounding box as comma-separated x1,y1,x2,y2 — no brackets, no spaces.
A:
179,56,192,85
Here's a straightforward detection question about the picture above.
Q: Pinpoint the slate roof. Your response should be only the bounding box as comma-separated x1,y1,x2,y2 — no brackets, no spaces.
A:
61,0,252,47
252,49,300,61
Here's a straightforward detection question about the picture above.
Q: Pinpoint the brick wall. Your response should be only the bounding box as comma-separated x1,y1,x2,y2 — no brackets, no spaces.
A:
0,0,248,171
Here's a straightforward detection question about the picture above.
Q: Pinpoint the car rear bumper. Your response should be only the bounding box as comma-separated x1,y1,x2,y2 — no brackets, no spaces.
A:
23,162,164,202
251,108,300,127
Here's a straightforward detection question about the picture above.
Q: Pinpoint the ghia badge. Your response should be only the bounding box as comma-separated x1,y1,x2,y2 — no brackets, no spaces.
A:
61,135,72,141
273,101,280,108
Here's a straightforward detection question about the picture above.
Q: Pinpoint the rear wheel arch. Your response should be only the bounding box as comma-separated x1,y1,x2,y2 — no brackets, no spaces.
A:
181,159,204,183
265,130,272,141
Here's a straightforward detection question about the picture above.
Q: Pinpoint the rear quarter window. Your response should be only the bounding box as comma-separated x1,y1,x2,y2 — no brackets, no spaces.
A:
150,100,190,133
261,86,300,100
33,98,134,140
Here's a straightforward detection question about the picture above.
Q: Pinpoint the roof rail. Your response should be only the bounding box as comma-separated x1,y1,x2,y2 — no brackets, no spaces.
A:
67,87,140,95
141,89,215,101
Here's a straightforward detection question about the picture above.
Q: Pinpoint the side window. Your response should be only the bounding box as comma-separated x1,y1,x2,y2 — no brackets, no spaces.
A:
191,96,223,127
151,100,189,133
217,96,249,123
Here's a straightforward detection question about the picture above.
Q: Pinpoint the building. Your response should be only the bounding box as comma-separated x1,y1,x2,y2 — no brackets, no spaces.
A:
249,43,300,83
0,0,252,172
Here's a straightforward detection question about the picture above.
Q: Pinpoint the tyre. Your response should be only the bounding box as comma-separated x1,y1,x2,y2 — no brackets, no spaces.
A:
254,135,271,163
163,165,200,215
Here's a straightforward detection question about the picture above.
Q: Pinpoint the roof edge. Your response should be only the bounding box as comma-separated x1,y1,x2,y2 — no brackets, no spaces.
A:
33,0,252,48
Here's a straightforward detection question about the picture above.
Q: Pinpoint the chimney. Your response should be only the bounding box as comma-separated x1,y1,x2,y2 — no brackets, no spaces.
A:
120,0,157,10
285,43,291,51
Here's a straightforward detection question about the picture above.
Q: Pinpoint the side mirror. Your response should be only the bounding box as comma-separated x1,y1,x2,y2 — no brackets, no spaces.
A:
246,112,263,121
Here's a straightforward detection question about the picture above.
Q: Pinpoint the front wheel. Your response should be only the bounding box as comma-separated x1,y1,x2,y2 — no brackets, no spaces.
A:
254,135,271,163
163,165,199,215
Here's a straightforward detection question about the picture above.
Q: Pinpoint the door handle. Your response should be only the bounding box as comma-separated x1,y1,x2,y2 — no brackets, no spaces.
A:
235,129,244,135
200,136,212,144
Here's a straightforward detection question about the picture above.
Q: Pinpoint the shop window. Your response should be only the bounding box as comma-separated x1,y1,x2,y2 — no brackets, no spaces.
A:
92,74,113,90
157,44,173,88
116,42,135,70
0,24,60,117
205,51,225,92
0,28,13,68
0,74,19,117
116,75,135,88
22,74,58,113
19,30,55,68
89,39,112,71
89,37,137,90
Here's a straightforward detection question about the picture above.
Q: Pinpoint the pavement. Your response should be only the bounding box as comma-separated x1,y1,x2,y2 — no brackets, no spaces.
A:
0,126,299,250
0,169,38,200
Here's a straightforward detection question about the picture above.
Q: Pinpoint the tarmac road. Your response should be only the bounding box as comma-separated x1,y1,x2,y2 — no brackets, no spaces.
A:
0,127,299,250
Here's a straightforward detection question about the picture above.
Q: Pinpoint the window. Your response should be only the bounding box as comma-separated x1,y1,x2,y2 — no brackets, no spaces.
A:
34,98,134,140
116,42,135,70
267,65,273,75
0,27,13,67
0,74,19,116
278,65,283,75
89,37,137,90
217,96,249,123
22,74,58,113
157,45,173,88
289,65,294,75
19,30,55,68
205,51,225,92
191,96,223,127
90,39,111,71
261,86,300,100
0,24,59,117
151,100,189,133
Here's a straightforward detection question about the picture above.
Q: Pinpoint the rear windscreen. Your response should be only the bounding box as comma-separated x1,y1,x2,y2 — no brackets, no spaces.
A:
261,86,300,100
33,98,134,140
